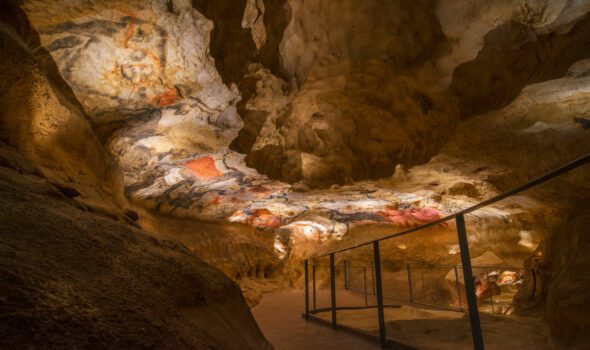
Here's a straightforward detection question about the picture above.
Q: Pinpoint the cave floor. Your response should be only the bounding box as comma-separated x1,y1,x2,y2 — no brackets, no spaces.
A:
253,290,550,350
252,290,381,350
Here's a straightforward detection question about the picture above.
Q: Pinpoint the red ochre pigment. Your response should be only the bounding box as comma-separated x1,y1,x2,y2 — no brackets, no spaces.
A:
377,207,446,228
185,157,223,180
248,209,282,228
152,88,178,106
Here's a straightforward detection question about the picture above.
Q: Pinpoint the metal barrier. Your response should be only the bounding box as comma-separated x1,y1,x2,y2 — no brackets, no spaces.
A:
342,262,535,314
303,153,590,349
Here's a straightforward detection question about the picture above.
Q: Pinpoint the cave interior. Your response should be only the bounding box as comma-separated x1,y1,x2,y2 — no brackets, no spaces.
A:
1,0,590,349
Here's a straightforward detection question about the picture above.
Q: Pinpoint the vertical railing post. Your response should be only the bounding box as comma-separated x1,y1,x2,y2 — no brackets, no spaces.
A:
456,214,485,350
304,259,310,320
371,261,376,295
363,267,368,307
531,268,537,300
312,263,317,311
421,265,426,303
373,241,387,348
454,265,463,311
485,267,494,313
344,260,349,290
406,263,413,303
330,253,337,329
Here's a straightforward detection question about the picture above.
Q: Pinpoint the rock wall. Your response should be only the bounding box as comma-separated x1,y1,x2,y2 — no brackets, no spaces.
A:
0,2,270,347
23,0,238,120
4,0,590,346
245,63,458,187
240,0,457,187
543,201,590,348
0,153,270,349
0,3,123,206
279,0,448,82
238,0,590,187
451,12,590,118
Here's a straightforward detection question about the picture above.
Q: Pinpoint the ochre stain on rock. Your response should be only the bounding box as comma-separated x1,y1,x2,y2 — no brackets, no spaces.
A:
123,14,137,48
185,157,222,180
151,88,178,106
247,209,282,228
377,207,446,228
248,185,274,198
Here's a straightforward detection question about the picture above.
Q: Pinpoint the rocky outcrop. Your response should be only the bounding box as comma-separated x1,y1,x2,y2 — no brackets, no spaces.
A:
0,4,270,347
0,151,270,349
0,3,123,205
23,0,238,120
4,0,590,347
543,201,590,348
238,0,590,187
239,0,456,187
245,63,458,187
451,12,590,118
192,0,257,84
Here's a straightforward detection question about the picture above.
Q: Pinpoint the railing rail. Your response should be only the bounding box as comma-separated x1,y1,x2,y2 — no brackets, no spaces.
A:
303,153,590,349
342,262,535,313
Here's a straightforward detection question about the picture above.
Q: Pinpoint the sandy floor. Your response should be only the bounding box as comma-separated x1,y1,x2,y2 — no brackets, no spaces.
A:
252,290,381,350
310,291,552,350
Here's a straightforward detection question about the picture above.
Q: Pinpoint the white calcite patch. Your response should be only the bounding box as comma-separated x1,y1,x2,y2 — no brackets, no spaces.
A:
137,136,175,153
163,168,186,186
446,244,460,255
518,230,536,250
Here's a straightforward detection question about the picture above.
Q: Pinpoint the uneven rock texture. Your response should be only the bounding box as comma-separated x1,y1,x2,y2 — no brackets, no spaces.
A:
192,0,257,84
23,0,238,118
18,0,465,279
0,6,123,205
241,0,456,187
0,153,270,349
3,0,590,347
434,0,590,84
279,0,448,82
543,201,590,348
450,11,590,117
245,63,458,187
238,0,590,187
0,5,270,347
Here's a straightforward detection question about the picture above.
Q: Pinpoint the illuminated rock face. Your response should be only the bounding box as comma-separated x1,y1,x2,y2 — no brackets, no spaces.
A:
11,2,590,343
245,63,459,187
15,0,588,249
241,0,459,187
0,8,270,347
19,0,458,244
15,0,589,275
25,0,237,117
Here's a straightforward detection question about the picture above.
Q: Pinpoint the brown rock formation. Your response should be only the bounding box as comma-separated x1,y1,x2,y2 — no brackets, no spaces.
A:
2,0,590,347
0,158,270,349
0,3,270,348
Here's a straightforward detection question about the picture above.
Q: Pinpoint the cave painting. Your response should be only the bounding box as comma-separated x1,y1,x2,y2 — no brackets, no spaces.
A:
129,147,449,237
377,207,446,228
230,208,283,229
151,88,179,107
185,157,223,180
43,14,178,113
38,6,452,241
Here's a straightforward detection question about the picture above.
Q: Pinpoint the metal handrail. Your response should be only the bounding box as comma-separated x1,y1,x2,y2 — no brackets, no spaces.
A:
343,262,536,312
303,152,590,349
310,152,590,259
311,264,534,270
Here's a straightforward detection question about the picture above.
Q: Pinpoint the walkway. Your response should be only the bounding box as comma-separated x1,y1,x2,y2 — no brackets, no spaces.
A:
252,290,381,350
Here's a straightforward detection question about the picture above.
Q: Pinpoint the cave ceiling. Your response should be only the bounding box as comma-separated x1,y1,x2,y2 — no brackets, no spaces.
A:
16,0,590,263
